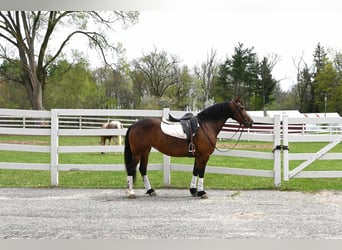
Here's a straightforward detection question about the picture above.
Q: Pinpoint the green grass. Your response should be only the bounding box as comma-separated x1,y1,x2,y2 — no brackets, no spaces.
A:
1,135,342,191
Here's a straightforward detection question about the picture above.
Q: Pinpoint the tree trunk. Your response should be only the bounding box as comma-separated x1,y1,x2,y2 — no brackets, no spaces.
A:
22,75,44,110
31,83,44,110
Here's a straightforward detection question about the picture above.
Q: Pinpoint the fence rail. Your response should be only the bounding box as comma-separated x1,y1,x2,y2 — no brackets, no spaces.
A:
1,108,342,187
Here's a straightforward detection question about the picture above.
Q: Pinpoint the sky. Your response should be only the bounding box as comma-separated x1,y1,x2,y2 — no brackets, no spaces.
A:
2,0,342,91
109,7,342,91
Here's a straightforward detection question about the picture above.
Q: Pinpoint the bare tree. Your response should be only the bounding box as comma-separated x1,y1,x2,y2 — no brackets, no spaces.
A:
0,11,138,110
292,53,313,112
132,47,181,98
194,48,219,107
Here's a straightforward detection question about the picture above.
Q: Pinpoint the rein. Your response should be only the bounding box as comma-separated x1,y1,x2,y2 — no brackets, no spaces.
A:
215,124,244,153
200,120,244,153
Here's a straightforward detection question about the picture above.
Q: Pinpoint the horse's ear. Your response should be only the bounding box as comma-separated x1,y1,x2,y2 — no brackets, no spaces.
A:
233,96,241,102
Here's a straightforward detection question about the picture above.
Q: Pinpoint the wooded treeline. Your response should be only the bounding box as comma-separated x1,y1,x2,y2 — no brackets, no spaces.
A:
1,11,341,115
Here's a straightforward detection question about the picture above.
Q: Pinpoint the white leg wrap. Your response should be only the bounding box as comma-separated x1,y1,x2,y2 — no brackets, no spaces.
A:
126,176,135,195
143,175,152,190
198,178,204,192
190,175,197,189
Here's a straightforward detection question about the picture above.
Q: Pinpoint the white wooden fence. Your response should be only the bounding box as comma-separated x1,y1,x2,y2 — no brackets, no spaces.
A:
1,108,341,187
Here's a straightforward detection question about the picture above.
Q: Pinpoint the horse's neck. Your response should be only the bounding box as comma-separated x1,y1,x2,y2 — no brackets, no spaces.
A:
204,118,228,136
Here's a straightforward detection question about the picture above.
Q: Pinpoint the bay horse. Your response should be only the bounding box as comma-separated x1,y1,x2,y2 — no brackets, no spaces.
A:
100,121,123,148
124,97,253,199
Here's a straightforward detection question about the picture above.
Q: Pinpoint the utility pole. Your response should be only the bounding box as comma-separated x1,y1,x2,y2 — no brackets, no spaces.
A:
324,93,327,118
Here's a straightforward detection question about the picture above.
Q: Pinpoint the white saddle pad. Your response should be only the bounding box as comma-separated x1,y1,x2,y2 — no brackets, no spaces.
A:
160,119,187,139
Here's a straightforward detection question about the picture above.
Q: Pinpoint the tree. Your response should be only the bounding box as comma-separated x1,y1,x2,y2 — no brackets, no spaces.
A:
131,47,182,108
311,43,327,112
313,43,327,74
269,84,298,110
194,49,219,108
292,53,313,112
214,43,259,108
297,64,313,113
165,65,192,110
93,59,135,109
0,11,138,110
258,56,278,112
213,43,279,110
315,59,342,114
0,60,31,108
44,59,98,109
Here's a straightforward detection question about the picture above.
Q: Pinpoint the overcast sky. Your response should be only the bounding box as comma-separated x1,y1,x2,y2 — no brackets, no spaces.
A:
3,0,342,91
111,7,342,91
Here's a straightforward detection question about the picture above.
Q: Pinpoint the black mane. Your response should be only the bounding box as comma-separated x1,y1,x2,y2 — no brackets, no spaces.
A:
197,101,232,122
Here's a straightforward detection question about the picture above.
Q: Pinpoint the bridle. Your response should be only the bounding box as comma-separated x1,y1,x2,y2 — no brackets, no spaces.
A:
231,100,249,128
200,100,247,152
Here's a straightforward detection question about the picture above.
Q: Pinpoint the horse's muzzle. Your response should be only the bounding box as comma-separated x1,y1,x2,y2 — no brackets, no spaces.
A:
243,118,253,128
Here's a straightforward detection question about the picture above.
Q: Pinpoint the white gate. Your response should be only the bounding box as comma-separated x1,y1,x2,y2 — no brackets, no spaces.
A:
283,115,342,180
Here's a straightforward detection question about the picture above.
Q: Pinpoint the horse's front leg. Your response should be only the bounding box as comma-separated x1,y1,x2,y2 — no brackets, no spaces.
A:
189,156,209,199
197,167,208,199
190,166,199,197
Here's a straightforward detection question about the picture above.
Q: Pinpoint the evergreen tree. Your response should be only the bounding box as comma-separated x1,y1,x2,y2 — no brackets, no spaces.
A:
213,43,277,110
311,43,327,112
315,59,342,114
258,57,277,112
296,63,313,112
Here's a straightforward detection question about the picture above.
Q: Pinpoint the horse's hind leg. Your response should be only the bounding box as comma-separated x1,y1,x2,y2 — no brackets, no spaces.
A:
126,156,140,199
139,148,156,196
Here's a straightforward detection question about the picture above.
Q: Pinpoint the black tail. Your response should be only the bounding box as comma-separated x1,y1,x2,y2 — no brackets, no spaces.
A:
124,126,136,180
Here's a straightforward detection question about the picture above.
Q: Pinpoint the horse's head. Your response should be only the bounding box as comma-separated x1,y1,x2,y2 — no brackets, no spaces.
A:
230,96,253,128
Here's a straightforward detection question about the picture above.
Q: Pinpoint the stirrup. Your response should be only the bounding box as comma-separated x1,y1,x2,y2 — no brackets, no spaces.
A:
188,142,195,157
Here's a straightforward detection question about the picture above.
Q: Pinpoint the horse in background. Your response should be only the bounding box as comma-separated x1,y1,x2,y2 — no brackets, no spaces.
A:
100,121,123,150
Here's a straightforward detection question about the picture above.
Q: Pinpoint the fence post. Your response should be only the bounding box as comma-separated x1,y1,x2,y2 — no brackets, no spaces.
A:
50,109,59,186
283,115,289,181
273,115,281,187
162,108,171,186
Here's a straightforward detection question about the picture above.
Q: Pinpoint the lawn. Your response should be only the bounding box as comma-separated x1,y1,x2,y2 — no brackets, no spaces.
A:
0,135,342,191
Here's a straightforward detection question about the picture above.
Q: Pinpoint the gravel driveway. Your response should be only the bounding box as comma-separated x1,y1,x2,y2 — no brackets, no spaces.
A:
0,188,341,239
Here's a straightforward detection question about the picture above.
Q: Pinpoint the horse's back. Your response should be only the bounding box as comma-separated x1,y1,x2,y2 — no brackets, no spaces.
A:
130,117,161,132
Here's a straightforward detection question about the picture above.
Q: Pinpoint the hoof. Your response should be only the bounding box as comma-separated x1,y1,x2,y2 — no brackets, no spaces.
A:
146,189,157,196
128,194,136,199
197,191,208,199
125,190,136,199
190,188,198,197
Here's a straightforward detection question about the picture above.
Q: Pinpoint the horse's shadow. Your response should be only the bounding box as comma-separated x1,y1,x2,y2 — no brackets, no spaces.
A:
90,190,203,202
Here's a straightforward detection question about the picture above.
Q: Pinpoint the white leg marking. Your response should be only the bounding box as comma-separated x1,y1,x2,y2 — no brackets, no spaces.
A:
190,175,197,189
198,178,204,192
143,175,152,190
126,176,135,197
